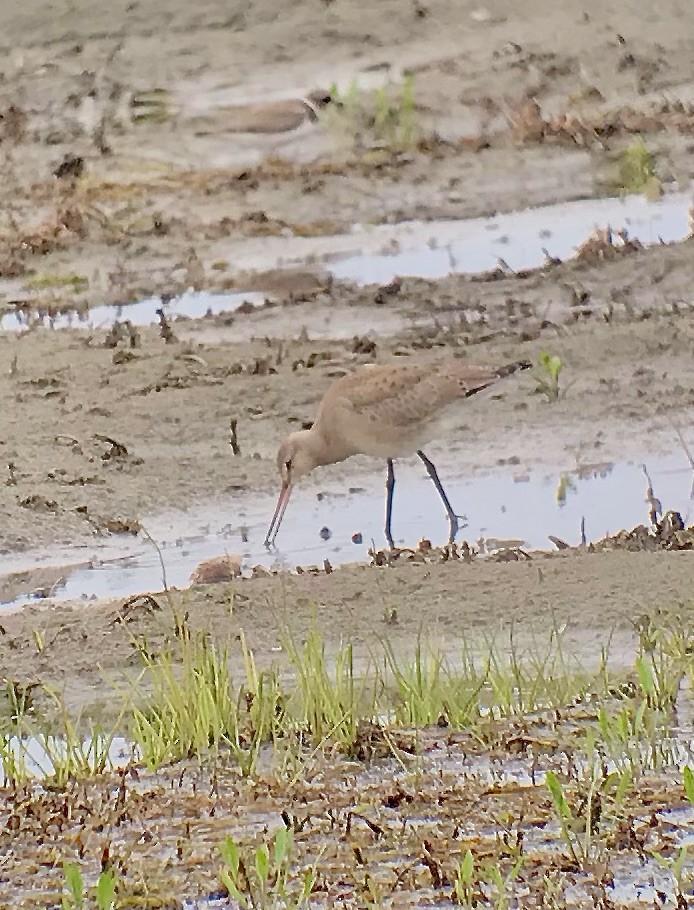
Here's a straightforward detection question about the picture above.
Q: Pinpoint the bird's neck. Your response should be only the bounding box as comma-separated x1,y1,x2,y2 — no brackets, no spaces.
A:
297,425,347,470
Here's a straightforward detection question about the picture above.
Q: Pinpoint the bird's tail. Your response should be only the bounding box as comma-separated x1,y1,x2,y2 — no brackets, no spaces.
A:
462,359,532,399
495,360,532,379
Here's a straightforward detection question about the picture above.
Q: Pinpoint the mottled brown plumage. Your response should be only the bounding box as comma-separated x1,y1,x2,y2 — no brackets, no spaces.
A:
265,358,530,548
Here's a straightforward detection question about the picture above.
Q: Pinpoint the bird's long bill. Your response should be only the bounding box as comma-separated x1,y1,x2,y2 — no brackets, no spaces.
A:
264,482,292,548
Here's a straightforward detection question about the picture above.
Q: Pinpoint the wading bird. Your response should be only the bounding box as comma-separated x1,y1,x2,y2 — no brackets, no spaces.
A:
265,358,530,548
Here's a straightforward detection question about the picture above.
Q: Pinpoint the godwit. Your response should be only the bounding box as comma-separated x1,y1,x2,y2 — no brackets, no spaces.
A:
264,358,531,548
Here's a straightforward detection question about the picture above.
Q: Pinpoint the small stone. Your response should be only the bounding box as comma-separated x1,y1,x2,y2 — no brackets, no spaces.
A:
351,532,363,544
319,526,332,541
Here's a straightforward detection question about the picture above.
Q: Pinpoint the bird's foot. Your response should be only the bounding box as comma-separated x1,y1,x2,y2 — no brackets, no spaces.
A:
447,512,468,544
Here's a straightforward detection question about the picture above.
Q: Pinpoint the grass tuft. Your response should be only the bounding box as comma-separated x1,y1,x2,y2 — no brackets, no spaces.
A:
219,827,318,909
618,137,662,197
130,628,277,775
326,75,419,151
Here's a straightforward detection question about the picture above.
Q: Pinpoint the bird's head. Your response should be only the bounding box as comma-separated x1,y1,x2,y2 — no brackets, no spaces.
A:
265,430,322,547
306,88,340,110
276,430,321,488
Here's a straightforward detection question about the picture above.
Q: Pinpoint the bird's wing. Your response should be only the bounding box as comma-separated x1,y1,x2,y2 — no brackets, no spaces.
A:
319,361,502,430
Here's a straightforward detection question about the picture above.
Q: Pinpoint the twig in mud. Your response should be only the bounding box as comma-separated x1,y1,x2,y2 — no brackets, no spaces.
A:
580,516,587,547
669,421,694,499
156,307,177,344
111,593,162,626
421,840,445,888
390,859,421,894
141,525,169,594
125,320,141,348
103,322,122,349
183,248,205,290
641,464,662,528
668,421,694,469
229,418,241,455
350,812,384,839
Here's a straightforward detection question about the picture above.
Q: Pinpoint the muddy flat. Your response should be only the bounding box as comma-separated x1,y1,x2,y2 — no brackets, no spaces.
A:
4,1,694,907
0,0,693,774
0,546,691,720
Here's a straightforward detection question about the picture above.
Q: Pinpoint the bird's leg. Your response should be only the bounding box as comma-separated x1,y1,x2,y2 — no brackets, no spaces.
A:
417,450,465,544
385,458,396,549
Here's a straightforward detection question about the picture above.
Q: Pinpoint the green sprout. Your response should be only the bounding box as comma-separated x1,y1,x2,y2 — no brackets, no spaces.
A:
218,827,317,909
534,349,563,402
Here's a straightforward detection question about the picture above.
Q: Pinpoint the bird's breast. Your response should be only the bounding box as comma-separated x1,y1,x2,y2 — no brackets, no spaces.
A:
331,405,463,460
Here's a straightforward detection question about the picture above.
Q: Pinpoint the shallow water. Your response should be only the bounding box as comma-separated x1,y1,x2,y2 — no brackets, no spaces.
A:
1,733,133,784
179,754,694,910
0,289,267,332
1,191,690,333
6,705,694,907
1,453,690,609
327,190,692,284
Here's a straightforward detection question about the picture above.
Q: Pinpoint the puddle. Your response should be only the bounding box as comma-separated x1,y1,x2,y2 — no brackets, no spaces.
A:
1,733,133,785
1,192,691,336
1,290,419,344
601,822,694,907
1,453,691,611
327,191,693,284
170,190,691,284
658,806,694,846
0,289,267,332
